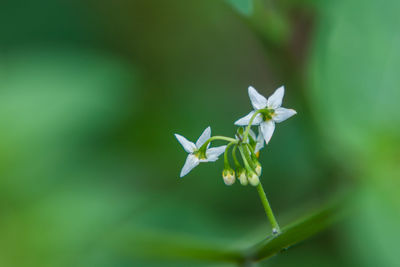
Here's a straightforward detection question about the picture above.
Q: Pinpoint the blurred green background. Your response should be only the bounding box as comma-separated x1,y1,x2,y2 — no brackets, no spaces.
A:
0,0,399,266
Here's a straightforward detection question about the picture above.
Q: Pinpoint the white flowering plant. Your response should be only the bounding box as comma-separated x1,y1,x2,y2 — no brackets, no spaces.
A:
175,85,296,234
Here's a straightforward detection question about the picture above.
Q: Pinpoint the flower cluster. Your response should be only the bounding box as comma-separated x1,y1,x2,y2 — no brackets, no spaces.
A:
175,86,296,186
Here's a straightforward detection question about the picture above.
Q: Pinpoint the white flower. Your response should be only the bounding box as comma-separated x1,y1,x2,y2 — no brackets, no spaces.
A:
235,86,296,144
175,126,227,177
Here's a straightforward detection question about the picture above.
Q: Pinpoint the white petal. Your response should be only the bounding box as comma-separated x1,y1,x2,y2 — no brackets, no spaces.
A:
255,140,264,153
248,86,268,110
267,86,285,109
196,126,211,148
205,145,227,162
234,111,262,126
180,154,200,177
255,127,265,152
249,129,256,140
260,120,275,144
175,134,196,153
273,107,297,123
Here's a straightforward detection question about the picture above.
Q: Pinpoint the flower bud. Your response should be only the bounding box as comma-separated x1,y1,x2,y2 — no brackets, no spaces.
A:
247,171,260,186
237,168,248,186
222,168,235,186
255,162,262,176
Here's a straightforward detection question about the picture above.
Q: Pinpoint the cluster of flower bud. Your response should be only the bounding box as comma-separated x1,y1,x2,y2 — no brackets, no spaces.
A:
220,127,264,187
222,166,260,187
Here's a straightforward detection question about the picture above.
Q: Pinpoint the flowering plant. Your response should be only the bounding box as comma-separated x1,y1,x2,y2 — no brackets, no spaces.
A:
175,85,296,234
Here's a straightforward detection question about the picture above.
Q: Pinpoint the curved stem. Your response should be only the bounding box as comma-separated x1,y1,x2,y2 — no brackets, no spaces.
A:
256,182,281,234
208,136,238,143
245,143,259,162
242,145,256,170
224,142,236,169
245,143,255,154
242,109,267,143
238,145,252,172
198,136,238,152
232,145,241,169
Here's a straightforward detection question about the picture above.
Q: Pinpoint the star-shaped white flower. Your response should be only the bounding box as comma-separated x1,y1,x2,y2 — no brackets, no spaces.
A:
235,86,296,144
175,126,227,177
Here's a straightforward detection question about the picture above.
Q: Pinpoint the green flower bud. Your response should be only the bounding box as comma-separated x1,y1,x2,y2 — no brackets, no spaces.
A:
247,171,260,186
255,162,262,176
237,168,248,186
222,168,235,186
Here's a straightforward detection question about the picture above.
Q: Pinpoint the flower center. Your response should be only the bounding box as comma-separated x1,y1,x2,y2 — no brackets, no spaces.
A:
261,109,275,121
194,149,207,160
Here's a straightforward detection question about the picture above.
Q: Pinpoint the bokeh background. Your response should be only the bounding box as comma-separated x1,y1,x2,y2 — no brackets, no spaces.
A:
0,0,399,266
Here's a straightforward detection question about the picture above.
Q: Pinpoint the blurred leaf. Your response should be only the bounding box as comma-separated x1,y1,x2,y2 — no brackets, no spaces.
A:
109,228,241,264
105,198,345,265
309,0,400,266
0,48,136,188
309,0,400,157
0,48,139,267
225,0,253,16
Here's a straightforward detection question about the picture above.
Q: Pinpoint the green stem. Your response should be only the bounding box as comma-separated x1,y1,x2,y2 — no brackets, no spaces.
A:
238,145,251,171
239,145,279,232
224,142,236,169
256,182,281,234
208,136,238,143
232,145,241,169
245,143,259,163
242,109,267,143
245,143,255,154
199,136,238,152
238,145,257,175
242,145,256,170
